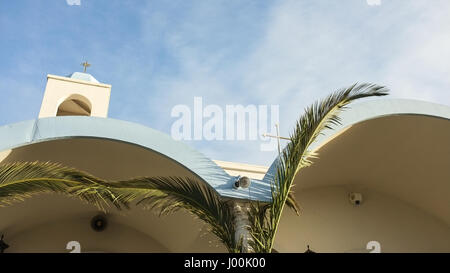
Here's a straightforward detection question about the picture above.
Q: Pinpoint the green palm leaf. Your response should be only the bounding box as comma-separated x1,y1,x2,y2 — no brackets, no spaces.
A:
286,192,301,216
101,176,242,253
0,161,122,211
248,83,389,252
0,162,241,252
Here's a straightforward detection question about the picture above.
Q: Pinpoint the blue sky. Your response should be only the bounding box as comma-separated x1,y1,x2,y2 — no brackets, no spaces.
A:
1,0,449,166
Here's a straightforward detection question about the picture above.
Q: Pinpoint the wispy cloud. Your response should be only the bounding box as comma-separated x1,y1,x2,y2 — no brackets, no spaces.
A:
66,0,81,6
367,0,381,6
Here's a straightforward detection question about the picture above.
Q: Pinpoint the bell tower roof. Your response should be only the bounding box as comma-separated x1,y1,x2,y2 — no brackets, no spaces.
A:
67,72,100,84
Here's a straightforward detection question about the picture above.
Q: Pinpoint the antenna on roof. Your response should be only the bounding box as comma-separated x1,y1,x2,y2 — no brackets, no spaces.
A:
262,123,289,156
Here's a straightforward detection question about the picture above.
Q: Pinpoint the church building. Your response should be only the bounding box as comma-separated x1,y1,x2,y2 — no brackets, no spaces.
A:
0,69,449,252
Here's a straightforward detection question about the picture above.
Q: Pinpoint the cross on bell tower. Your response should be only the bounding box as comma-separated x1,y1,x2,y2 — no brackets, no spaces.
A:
81,61,91,73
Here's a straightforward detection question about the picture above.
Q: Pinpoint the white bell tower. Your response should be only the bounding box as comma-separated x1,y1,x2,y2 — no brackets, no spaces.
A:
38,66,111,118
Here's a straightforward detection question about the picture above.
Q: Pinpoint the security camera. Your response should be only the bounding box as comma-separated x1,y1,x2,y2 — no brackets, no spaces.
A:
349,192,363,206
233,176,251,189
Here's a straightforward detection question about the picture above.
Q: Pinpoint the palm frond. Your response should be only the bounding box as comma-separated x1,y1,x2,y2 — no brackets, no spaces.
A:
286,192,301,216
102,176,242,253
247,201,272,252
0,162,242,252
248,83,389,252
0,161,123,211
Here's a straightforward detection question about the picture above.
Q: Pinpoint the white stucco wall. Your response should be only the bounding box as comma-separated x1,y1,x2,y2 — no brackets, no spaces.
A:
38,74,111,118
275,186,450,253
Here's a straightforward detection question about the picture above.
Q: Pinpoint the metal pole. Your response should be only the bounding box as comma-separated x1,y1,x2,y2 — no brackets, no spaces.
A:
275,123,281,156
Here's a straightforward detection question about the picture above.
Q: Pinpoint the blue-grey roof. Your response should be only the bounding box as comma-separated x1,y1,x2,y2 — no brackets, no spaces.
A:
263,99,450,185
67,72,100,83
1,99,449,203
0,117,272,202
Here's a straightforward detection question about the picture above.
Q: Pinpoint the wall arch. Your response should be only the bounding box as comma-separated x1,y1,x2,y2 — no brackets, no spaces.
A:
56,94,93,116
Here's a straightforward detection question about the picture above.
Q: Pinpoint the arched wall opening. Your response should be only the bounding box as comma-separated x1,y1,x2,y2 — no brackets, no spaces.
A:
273,114,450,252
56,94,92,116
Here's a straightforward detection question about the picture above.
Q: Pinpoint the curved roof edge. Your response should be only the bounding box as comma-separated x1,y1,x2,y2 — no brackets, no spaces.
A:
0,117,272,202
263,99,450,183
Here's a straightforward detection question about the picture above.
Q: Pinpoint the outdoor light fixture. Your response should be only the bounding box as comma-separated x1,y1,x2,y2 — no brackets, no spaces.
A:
233,176,251,189
91,215,108,232
0,234,9,253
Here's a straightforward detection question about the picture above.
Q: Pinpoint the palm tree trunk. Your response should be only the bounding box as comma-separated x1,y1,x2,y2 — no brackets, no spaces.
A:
232,201,253,253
